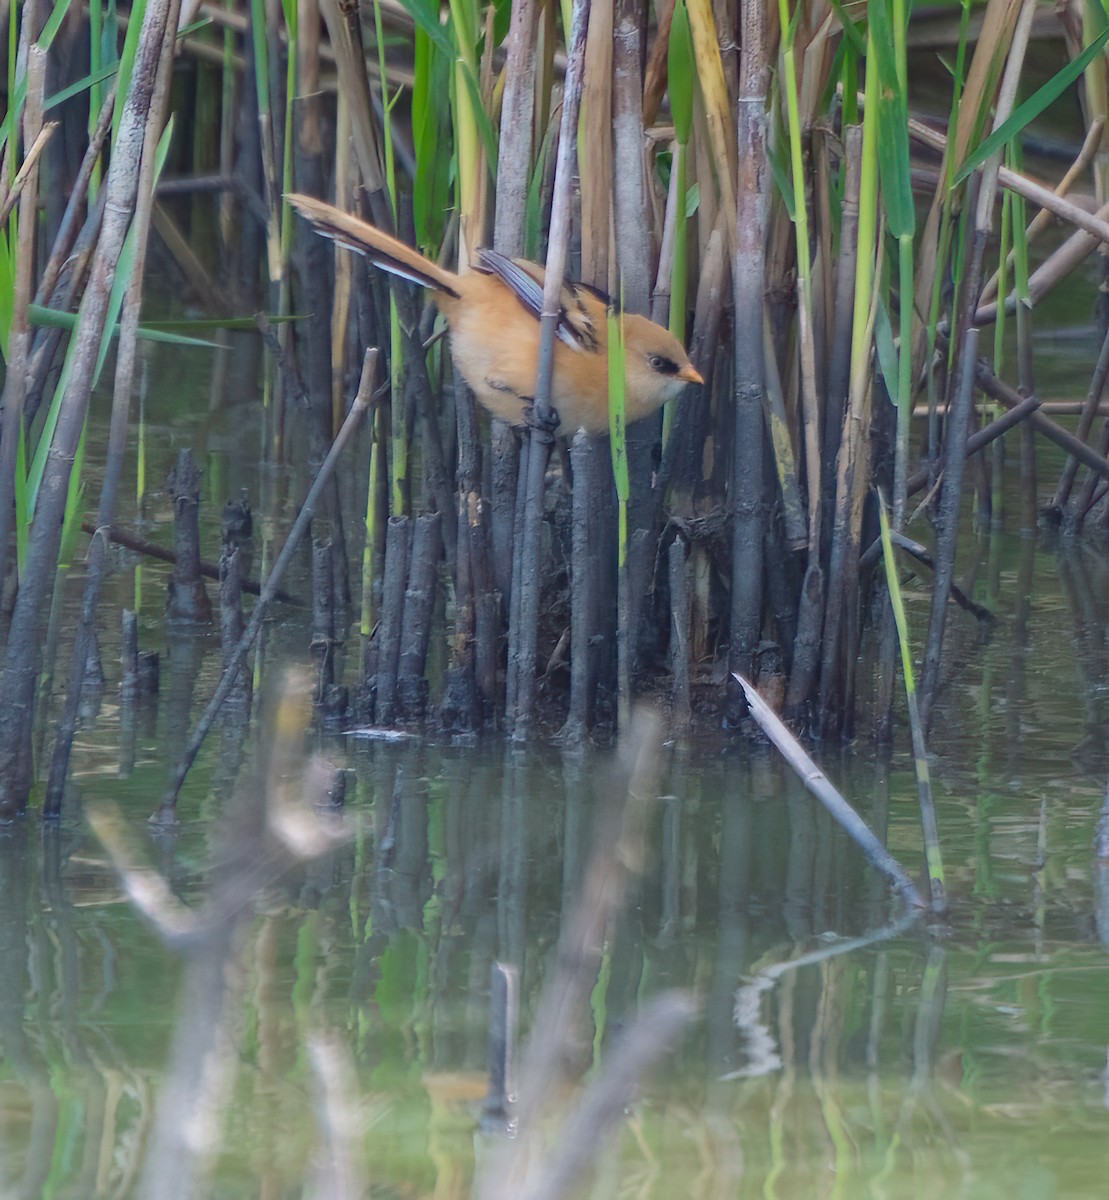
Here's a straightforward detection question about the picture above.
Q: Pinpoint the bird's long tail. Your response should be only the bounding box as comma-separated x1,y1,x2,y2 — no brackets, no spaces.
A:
286,193,461,298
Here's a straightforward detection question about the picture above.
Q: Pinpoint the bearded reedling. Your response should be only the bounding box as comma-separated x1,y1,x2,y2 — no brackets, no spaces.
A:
287,193,703,436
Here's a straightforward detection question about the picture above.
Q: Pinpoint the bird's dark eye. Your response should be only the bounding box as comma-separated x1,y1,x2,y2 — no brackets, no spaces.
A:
648,353,679,375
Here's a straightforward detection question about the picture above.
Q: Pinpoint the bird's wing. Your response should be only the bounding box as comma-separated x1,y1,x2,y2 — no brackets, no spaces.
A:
474,250,601,352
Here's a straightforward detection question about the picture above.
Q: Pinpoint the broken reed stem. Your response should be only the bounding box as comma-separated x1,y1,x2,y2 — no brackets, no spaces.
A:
77,519,299,603
482,961,518,1127
219,549,251,712
445,381,482,728
33,83,118,306
153,351,377,823
166,450,213,622
734,674,925,911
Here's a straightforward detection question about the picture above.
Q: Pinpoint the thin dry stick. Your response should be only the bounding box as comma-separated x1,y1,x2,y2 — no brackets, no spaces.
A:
974,216,1109,327
907,116,1109,246
153,352,377,823
32,82,117,306
904,392,1042,497
974,362,1109,481
1073,421,1109,525
78,520,299,603
978,116,1104,306
734,675,925,910
0,119,56,225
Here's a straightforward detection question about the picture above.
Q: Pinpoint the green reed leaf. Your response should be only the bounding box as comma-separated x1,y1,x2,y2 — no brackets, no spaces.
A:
669,0,695,146
955,25,1109,184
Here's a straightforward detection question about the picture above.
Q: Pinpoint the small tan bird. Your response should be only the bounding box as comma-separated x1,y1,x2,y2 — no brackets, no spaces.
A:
287,193,703,436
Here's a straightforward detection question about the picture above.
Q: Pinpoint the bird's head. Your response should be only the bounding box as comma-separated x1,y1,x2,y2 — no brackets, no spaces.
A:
620,315,704,418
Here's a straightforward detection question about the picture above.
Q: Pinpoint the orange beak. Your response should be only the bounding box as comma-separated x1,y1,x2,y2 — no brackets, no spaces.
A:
678,363,704,385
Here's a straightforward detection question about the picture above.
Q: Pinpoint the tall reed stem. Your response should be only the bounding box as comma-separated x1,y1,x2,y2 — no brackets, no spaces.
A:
510,0,590,740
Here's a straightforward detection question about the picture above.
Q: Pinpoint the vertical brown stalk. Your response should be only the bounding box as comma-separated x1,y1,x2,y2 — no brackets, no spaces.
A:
495,0,538,247
0,16,45,624
729,0,770,694
294,0,336,465
511,0,592,740
811,127,863,732
580,0,614,288
318,0,392,230
668,536,692,734
488,0,541,704
561,430,594,743
920,0,1037,730
0,0,176,821
294,0,354,627
821,125,862,546
44,0,183,815
374,516,412,725
1050,325,1109,516
397,511,442,721
613,0,654,699
642,0,676,126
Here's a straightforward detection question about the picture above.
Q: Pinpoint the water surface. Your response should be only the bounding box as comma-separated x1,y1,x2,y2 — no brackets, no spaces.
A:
1,337,1107,1197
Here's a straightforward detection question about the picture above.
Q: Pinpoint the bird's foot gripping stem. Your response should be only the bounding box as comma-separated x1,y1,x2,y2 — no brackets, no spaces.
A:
523,401,560,445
